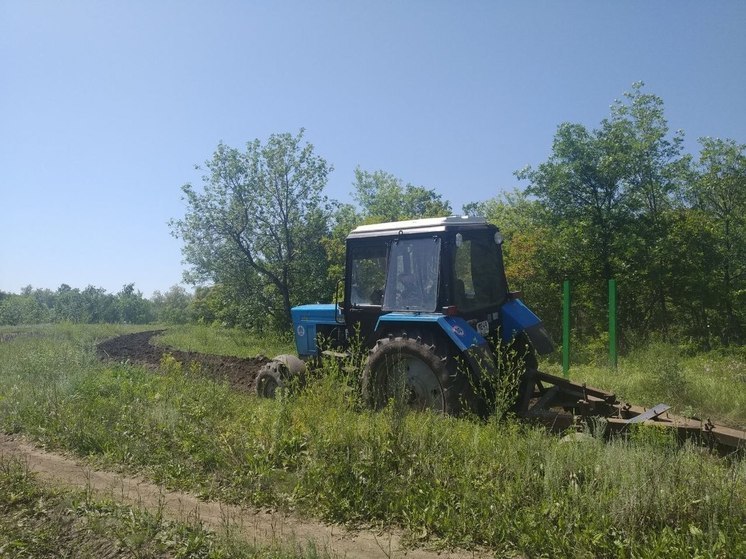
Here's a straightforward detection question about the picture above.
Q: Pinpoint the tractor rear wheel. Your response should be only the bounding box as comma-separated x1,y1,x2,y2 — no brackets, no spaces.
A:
362,335,451,412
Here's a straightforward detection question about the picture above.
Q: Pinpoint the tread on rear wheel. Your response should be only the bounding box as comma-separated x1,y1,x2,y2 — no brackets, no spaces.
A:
362,335,450,412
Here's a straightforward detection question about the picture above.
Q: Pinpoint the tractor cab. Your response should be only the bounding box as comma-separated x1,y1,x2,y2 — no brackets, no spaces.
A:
343,216,551,352
289,217,552,358
289,216,552,362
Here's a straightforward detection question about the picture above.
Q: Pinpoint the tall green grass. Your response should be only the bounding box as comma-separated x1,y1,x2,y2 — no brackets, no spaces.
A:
1,325,744,558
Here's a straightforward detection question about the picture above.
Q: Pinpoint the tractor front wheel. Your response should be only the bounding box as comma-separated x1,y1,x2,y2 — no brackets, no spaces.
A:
255,354,306,399
255,364,281,398
362,335,450,413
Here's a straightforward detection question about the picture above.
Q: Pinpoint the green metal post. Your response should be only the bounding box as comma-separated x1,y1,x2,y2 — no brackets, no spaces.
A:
562,279,570,376
609,279,617,369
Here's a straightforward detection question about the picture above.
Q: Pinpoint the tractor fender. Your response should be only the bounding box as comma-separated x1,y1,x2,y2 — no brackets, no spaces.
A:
499,299,554,355
375,313,486,352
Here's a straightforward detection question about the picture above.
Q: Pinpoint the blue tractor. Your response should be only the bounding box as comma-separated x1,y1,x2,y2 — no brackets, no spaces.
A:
256,216,552,415
256,216,746,451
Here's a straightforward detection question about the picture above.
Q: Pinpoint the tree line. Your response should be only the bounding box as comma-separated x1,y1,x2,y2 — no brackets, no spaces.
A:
0,284,192,326
471,83,745,349
5,83,744,349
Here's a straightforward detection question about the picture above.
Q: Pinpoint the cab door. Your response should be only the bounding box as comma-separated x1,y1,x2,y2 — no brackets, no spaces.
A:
344,242,388,344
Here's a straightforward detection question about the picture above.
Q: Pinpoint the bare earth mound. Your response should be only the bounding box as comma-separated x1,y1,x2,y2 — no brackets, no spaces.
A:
97,330,269,392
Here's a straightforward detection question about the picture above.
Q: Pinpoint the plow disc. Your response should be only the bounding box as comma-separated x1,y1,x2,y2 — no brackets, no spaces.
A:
517,370,746,454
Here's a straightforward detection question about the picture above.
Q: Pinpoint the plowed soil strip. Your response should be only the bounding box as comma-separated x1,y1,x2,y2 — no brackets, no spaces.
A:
97,330,268,392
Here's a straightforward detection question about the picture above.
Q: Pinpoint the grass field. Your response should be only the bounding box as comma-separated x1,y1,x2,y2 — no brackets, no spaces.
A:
1,324,744,558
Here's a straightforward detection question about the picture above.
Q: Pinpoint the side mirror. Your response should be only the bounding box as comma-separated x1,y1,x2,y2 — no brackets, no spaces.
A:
334,278,345,324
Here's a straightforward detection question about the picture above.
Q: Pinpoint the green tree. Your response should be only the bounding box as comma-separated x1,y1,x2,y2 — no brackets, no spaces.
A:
116,283,153,324
516,83,688,340
321,203,362,288
515,120,635,338
608,83,689,327
689,137,746,343
465,190,563,337
662,209,722,345
81,285,118,323
151,285,193,324
0,293,49,325
171,130,334,330
189,283,257,327
53,284,86,322
352,168,451,222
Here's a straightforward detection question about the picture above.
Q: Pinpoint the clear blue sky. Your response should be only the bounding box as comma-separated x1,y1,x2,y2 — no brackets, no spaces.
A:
2,1,744,297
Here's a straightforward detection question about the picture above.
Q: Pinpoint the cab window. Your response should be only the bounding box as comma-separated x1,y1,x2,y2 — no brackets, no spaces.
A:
349,245,387,306
382,237,440,312
453,234,506,311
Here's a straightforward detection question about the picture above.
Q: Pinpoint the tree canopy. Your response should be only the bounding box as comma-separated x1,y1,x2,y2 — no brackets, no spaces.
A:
501,83,744,347
170,130,335,330
352,168,452,223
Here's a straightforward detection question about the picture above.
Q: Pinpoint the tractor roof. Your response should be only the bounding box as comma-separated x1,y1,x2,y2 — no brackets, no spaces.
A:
347,215,494,239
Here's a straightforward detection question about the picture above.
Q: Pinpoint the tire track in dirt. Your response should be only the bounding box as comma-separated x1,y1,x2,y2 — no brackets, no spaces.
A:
0,434,485,559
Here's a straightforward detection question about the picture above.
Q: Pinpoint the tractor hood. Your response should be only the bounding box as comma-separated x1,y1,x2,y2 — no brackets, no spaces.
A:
290,304,340,356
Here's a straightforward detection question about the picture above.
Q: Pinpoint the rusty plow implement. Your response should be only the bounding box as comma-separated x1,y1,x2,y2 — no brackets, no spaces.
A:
517,370,746,454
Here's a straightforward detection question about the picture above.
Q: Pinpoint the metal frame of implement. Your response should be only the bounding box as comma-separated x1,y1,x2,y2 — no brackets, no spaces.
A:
517,370,746,453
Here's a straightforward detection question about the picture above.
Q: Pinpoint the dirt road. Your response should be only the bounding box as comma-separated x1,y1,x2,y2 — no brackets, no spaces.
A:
0,433,486,559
